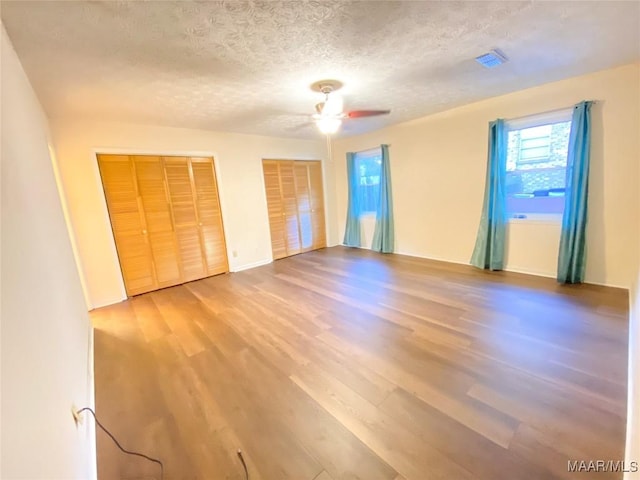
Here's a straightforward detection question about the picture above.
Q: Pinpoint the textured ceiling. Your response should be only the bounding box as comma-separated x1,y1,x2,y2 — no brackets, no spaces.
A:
2,1,639,139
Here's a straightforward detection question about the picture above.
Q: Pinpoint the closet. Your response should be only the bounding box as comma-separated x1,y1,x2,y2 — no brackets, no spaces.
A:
262,159,326,260
97,154,228,296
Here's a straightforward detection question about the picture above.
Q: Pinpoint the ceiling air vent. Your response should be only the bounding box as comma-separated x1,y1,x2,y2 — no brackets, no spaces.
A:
475,49,508,68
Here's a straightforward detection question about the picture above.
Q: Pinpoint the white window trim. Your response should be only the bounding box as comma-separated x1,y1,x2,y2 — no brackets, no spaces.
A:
354,146,382,160
505,108,573,131
505,108,573,223
508,213,563,225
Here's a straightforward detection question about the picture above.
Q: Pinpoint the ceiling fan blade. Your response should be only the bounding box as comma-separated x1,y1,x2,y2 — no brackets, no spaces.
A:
285,121,314,133
346,110,391,118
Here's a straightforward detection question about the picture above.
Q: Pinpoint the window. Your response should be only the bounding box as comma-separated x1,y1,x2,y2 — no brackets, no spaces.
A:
517,125,552,164
505,109,572,217
354,147,382,214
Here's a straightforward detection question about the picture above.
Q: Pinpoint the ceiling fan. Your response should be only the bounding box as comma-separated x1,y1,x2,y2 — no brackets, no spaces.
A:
310,80,390,135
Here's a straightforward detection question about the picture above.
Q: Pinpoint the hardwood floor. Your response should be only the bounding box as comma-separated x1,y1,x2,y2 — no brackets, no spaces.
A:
91,246,629,480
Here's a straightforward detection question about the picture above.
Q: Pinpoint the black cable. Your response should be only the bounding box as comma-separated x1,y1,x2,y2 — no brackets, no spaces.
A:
77,407,164,480
237,449,249,480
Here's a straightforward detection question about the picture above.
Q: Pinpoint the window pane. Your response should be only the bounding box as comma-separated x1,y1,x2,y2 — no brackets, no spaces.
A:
506,120,571,216
520,125,551,138
521,137,550,149
355,153,382,213
520,146,550,160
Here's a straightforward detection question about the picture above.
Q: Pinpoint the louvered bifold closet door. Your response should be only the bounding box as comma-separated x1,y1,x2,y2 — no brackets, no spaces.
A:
262,159,325,260
134,156,181,287
163,157,207,282
294,162,313,251
191,158,228,275
97,155,157,296
99,154,228,296
263,160,287,260
278,161,302,255
308,161,327,250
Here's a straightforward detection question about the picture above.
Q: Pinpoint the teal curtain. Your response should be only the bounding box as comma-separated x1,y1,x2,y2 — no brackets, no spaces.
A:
343,152,361,246
372,144,394,253
470,120,507,270
557,101,593,284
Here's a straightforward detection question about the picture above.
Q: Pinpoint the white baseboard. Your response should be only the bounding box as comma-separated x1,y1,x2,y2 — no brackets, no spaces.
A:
86,324,97,480
89,295,127,310
230,258,273,273
393,249,470,267
388,249,628,289
503,264,556,279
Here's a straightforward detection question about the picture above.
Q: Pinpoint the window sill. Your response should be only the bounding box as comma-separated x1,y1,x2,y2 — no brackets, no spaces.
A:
507,214,563,226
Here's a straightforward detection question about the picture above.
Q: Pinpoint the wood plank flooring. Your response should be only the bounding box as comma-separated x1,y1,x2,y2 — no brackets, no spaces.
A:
91,246,629,480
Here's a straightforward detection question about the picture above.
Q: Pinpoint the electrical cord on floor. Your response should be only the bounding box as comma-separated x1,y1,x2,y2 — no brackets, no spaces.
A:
237,449,249,480
77,407,164,480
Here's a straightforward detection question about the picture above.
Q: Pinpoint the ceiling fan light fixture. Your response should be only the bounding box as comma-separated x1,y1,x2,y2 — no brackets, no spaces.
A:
309,78,389,135
316,117,342,135
322,94,343,116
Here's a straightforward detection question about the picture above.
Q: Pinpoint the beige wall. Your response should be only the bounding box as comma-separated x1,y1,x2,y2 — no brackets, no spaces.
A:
49,120,330,308
1,25,95,478
332,64,640,288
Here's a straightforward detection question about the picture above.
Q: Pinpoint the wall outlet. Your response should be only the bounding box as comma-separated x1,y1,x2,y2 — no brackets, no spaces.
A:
232,250,238,258
71,404,83,428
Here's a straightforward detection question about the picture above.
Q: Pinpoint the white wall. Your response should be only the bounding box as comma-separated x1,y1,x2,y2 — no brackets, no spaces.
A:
332,64,640,288
1,25,95,479
627,273,640,479
49,120,330,308
625,132,640,478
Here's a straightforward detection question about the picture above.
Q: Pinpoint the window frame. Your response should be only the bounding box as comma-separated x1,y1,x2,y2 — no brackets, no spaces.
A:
517,125,552,165
504,108,573,224
353,147,383,216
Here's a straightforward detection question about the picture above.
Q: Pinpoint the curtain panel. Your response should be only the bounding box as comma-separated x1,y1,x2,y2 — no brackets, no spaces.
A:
470,119,508,270
557,101,593,284
372,144,394,253
343,151,362,247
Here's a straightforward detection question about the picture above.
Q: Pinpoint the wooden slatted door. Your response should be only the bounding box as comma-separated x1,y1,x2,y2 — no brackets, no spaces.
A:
98,154,228,297
134,156,181,288
192,158,228,276
98,155,157,295
263,160,287,260
278,161,302,255
294,162,313,251
308,161,327,250
263,159,326,260
163,157,207,282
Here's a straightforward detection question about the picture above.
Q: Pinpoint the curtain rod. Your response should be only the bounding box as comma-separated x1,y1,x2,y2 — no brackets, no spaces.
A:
503,101,596,123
